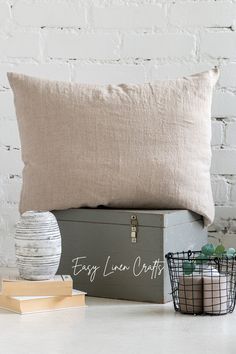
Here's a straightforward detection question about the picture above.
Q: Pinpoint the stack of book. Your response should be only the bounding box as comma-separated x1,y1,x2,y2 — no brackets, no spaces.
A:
0,275,86,314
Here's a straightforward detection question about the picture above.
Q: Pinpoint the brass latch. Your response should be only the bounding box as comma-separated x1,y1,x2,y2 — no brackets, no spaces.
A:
130,215,138,243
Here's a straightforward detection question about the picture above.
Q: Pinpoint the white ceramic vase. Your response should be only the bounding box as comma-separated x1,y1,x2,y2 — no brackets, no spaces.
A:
15,211,61,280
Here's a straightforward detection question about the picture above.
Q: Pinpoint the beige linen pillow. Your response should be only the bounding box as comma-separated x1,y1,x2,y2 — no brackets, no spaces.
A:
8,68,219,226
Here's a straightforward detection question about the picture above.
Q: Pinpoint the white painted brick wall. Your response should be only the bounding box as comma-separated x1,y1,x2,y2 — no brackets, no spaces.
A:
0,2,10,23
170,2,236,27
219,63,236,87
12,1,86,27
211,177,229,205
231,183,236,204
0,32,40,59
212,92,236,117
225,122,236,146
45,31,119,59
92,5,166,29
73,64,146,84
122,34,195,59
211,150,236,174
201,32,236,59
211,121,223,146
1,0,236,266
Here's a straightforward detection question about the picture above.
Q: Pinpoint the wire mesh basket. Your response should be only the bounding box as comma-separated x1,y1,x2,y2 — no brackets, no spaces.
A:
165,250,236,315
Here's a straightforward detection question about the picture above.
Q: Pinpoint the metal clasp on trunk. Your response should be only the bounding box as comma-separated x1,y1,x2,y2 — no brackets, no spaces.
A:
130,215,138,243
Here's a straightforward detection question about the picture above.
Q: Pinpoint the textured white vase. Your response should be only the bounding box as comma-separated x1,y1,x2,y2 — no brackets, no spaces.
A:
15,211,61,280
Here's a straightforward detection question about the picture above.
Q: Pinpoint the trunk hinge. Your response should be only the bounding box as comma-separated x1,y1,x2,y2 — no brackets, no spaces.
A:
130,215,138,243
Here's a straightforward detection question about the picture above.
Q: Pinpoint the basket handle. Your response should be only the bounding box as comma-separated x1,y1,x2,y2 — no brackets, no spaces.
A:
165,252,173,259
188,250,192,259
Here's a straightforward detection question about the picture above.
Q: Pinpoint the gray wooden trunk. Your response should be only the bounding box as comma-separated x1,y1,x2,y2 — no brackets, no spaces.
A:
53,209,207,303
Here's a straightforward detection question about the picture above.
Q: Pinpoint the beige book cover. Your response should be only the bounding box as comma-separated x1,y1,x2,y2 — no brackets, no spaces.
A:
0,275,73,296
0,289,86,314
